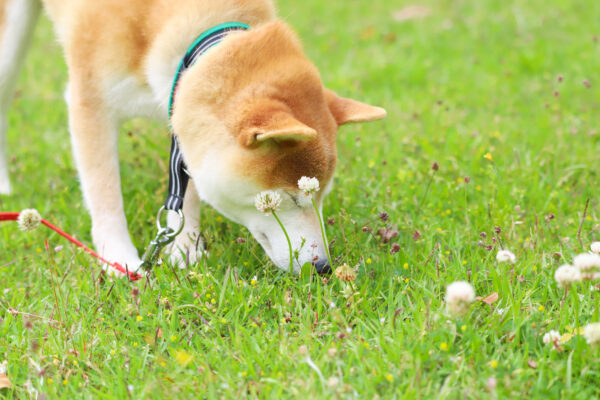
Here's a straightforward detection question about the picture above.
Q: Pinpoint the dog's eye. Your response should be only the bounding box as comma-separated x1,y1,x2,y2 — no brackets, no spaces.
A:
284,192,301,207
286,191,313,208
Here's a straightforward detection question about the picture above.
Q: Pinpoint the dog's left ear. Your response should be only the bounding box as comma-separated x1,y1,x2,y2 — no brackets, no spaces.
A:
325,89,387,126
239,111,318,147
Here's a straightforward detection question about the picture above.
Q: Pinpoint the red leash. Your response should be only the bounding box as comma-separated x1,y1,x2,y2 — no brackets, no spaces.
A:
1,211,143,281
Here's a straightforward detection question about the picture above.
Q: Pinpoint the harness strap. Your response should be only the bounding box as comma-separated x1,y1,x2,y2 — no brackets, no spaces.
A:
165,136,189,210
164,22,250,211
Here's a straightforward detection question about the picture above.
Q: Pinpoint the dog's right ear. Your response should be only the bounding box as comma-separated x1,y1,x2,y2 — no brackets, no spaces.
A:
325,89,387,126
238,111,317,147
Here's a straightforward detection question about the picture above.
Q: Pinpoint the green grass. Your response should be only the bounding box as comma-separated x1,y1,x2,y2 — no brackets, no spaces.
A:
1,0,600,398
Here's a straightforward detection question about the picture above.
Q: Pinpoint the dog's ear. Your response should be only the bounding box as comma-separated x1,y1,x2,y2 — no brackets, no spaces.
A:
239,111,317,147
325,89,387,126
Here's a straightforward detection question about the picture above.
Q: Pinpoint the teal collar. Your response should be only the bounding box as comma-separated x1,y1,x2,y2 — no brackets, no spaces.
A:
168,22,250,119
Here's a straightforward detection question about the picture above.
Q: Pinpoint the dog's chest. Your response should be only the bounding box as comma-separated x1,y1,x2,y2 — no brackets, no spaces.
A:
105,76,167,122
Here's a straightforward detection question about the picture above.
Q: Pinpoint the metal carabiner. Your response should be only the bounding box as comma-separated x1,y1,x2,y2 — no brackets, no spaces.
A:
137,207,185,273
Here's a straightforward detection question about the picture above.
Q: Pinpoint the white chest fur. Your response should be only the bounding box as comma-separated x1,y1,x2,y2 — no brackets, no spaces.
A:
105,76,168,123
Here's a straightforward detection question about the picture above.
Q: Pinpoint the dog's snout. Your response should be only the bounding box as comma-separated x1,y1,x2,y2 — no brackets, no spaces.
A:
314,258,331,275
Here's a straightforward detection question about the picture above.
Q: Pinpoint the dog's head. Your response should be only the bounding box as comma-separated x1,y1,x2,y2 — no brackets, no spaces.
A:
172,21,386,273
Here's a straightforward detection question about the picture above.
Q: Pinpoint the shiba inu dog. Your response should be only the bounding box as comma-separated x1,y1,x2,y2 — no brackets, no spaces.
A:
0,0,386,274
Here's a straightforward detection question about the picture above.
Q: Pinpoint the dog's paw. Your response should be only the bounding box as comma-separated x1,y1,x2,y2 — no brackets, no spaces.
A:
93,236,142,277
165,231,206,268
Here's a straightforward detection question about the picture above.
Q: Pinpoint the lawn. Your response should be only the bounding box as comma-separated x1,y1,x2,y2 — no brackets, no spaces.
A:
1,0,600,398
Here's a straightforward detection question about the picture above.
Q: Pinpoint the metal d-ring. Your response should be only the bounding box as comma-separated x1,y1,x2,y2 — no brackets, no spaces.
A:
137,207,185,273
156,206,185,237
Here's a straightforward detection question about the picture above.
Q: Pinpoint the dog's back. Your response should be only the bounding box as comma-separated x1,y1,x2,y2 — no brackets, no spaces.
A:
0,0,276,194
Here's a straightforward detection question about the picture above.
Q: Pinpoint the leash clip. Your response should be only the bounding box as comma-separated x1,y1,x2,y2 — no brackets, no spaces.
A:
138,206,184,273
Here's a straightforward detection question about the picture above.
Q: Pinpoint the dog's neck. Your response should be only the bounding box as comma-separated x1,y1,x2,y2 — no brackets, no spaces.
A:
167,23,249,120
163,23,249,213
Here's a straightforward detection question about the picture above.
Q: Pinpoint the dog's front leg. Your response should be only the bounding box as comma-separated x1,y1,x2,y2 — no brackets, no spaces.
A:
68,83,141,272
165,187,205,268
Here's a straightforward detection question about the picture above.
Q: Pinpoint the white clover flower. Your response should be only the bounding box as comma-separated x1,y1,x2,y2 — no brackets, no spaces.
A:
573,252,600,281
254,190,282,215
445,281,475,303
542,330,561,345
583,322,600,346
298,176,320,196
0,360,7,374
334,264,356,282
573,253,600,271
590,242,600,255
445,281,475,316
17,209,42,231
554,264,581,287
485,377,497,391
297,176,320,206
24,379,36,397
496,249,516,264
298,345,308,356
583,272,600,280
327,377,339,388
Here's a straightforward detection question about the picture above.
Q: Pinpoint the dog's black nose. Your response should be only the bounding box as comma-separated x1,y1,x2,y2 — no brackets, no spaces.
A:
314,258,332,275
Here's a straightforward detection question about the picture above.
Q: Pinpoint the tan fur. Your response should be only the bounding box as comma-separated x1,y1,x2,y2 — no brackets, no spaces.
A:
43,0,276,81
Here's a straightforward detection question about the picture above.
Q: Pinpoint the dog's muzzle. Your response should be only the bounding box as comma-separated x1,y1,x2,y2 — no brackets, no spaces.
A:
314,258,331,275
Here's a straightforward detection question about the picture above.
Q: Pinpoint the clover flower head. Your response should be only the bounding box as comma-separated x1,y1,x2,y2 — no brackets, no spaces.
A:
590,242,600,255
334,263,356,282
445,281,475,316
542,330,561,345
17,209,42,232
254,190,282,215
327,377,339,388
496,249,516,264
583,322,600,346
298,176,320,196
554,264,582,287
573,253,600,271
